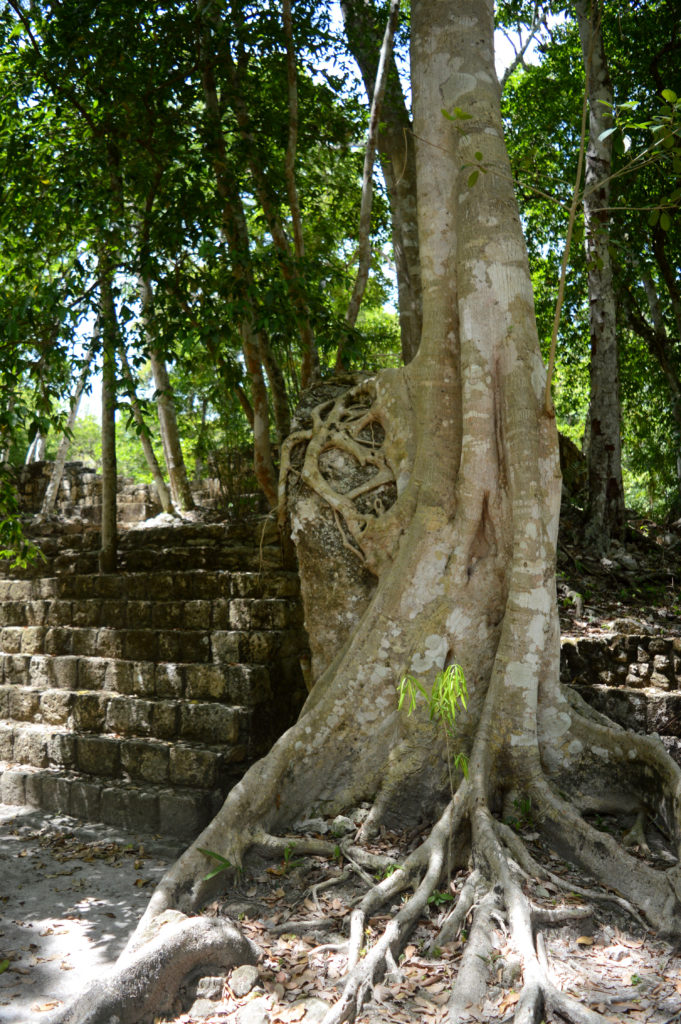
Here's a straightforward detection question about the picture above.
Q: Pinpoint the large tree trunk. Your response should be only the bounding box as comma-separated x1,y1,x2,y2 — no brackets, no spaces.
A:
575,0,626,551
51,3,681,1023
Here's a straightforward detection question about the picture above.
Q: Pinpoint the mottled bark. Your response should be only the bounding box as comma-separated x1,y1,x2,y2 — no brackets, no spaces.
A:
98,264,118,575
341,0,422,365
120,348,175,515
41,338,96,515
575,0,625,550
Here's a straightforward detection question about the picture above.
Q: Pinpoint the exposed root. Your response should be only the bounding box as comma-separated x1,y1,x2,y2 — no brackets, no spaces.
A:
429,865,481,950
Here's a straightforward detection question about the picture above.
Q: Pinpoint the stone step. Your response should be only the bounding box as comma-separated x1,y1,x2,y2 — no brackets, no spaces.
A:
575,684,681,767
0,718,251,786
0,763,226,838
0,569,300,603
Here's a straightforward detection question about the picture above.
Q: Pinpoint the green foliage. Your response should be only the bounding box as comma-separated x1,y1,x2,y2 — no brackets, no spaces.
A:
398,664,469,778
197,847,234,882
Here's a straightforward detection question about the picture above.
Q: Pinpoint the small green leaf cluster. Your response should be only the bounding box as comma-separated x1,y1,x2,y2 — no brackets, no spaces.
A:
397,663,469,778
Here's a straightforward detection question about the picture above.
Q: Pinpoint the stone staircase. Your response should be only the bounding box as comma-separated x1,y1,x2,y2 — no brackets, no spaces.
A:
0,515,307,838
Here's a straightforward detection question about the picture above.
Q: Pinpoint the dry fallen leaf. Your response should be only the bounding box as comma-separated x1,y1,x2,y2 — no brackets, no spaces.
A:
31,1002,61,1013
498,991,520,1013
576,936,594,946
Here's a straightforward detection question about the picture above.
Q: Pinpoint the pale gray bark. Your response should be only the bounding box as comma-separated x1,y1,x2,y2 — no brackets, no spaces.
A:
341,0,422,364
41,338,96,514
120,348,175,514
98,266,118,575
139,277,195,511
575,0,626,549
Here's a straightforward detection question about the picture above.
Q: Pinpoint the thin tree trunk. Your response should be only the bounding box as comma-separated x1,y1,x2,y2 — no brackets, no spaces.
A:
139,277,195,511
120,348,175,515
41,337,97,515
341,0,422,364
575,0,625,550
98,262,118,575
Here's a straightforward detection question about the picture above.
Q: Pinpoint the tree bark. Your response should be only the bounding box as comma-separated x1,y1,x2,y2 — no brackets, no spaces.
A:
41,338,96,515
341,0,422,364
139,278,196,512
98,262,118,575
119,348,175,515
575,0,626,550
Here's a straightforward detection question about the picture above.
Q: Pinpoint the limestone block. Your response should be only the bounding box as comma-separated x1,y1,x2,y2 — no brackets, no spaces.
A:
78,657,109,690
183,600,212,629
151,702,179,740
637,645,650,665
649,639,671,656
40,690,73,724
155,663,185,698
1,770,26,805
169,745,220,787
99,601,128,629
38,579,58,599
29,655,53,689
152,603,186,629
46,731,76,767
185,664,227,701
25,771,43,808
650,672,672,691
106,696,153,736
647,693,681,736
230,599,290,630
21,627,46,655
581,685,648,733
211,599,231,629
121,738,169,783
72,627,99,657
52,655,79,689
661,736,681,767
243,631,279,664
70,778,102,821
127,601,152,628
100,785,159,833
0,723,14,759
223,665,271,705
653,653,672,674
211,631,243,664
76,735,120,776
180,704,239,745
158,788,210,838
1,627,23,654
124,629,158,661
14,727,49,768
159,630,209,664
96,628,124,658
72,601,102,627
4,654,30,685
9,688,40,721
45,600,73,626
41,773,72,814
8,580,33,601
72,692,108,732
0,685,9,717
140,573,175,600
44,627,73,656
25,600,48,626
2,602,27,626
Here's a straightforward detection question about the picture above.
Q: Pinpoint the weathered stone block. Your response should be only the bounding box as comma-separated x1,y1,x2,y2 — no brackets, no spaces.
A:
151,702,179,740
127,601,152,628
78,657,109,690
581,685,648,733
169,745,220,787
25,771,43,808
185,665,227,701
99,601,127,629
223,665,271,705
72,692,108,732
211,631,243,665
25,601,48,626
41,773,72,814
76,735,120,776
14,727,49,768
124,630,158,661
158,631,209,664
20,627,45,655
9,688,41,721
40,690,73,725
121,739,169,783
52,655,79,689
152,603,186,629
180,703,239,745
650,672,672,691
2,602,27,626
158,789,210,838
72,601,102,627
0,685,9,717
46,731,76,768
243,631,279,664
647,693,681,736
44,627,73,656
1,627,23,654
1,770,26,805
29,655,53,689
96,628,124,658
0,723,14,759
100,784,159,833
155,663,185,697
106,696,153,736
211,599,231,629
3,654,30,685
70,779,102,821
46,600,73,626
71,628,98,657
